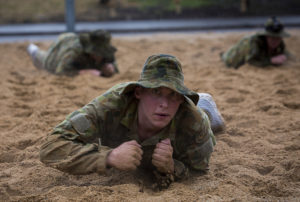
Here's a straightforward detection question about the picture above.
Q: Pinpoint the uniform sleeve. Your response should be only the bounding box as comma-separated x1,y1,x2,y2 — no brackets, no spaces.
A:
113,61,119,73
281,41,291,58
222,37,251,69
247,40,270,67
184,111,215,171
173,107,215,180
248,57,270,67
55,50,81,74
40,98,113,175
44,33,83,75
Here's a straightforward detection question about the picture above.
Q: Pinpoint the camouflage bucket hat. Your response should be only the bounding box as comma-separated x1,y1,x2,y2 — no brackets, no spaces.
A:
79,29,117,57
259,16,290,38
124,54,199,105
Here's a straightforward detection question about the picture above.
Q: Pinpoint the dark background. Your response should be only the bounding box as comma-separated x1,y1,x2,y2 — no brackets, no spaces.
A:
0,0,299,24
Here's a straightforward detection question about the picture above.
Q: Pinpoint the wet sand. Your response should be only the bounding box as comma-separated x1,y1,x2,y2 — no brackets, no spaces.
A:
0,30,299,201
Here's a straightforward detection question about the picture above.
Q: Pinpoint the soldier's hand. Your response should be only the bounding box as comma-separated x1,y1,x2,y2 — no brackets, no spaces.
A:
79,69,101,76
106,140,143,170
271,54,287,65
101,63,116,77
152,138,174,174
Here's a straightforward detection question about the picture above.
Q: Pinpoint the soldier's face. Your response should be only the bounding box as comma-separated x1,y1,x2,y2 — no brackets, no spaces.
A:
266,36,282,49
135,86,183,132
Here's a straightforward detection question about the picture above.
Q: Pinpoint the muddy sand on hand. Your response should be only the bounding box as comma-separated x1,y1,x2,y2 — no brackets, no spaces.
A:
0,30,299,201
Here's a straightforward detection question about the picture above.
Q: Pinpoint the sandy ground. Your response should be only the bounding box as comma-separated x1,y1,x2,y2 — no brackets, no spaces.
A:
0,30,300,201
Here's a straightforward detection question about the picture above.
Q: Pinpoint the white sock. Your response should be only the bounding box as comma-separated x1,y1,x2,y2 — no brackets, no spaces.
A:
27,43,39,56
27,43,43,69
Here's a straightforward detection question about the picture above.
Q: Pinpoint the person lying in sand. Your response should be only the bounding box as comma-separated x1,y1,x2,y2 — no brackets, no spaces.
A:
221,16,290,69
40,54,225,190
27,29,118,77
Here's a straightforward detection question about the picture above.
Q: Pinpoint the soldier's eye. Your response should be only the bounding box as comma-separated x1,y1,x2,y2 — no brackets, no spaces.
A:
151,88,161,96
169,92,182,101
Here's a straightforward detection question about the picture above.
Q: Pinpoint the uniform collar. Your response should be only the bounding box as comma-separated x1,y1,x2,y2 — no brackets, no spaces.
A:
141,121,176,146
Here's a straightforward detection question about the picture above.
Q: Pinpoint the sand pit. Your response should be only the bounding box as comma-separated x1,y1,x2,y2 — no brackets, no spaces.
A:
0,30,299,201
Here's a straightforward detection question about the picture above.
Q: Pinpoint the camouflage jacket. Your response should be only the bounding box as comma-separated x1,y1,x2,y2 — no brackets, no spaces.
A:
221,33,286,69
44,33,117,75
40,82,215,180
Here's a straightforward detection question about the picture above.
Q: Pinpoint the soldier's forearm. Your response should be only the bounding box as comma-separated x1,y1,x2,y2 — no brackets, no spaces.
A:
40,134,112,175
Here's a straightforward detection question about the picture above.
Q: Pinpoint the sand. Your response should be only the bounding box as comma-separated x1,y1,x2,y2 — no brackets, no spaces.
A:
0,30,299,201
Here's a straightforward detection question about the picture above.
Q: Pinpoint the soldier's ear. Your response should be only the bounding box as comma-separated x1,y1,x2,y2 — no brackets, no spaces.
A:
134,86,143,99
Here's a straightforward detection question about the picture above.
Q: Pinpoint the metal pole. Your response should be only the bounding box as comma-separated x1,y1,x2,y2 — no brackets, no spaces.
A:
65,0,76,32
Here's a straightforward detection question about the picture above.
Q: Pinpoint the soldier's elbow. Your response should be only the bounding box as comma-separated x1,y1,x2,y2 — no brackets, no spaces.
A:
39,135,68,166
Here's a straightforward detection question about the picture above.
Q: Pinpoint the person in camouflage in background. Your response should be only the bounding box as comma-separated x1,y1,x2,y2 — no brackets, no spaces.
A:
221,16,290,69
40,54,225,190
27,29,118,77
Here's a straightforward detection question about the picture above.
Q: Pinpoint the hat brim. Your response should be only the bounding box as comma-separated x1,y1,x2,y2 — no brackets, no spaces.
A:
86,45,117,57
258,30,290,38
121,80,199,105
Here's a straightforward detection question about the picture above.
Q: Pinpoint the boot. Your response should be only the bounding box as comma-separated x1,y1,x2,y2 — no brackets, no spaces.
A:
197,93,225,134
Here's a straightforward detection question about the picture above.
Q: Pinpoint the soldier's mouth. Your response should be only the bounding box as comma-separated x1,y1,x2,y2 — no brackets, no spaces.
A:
155,113,169,117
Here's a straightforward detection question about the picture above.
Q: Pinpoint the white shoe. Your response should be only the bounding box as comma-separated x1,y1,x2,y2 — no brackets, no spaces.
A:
27,43,43,69
197,93,225,134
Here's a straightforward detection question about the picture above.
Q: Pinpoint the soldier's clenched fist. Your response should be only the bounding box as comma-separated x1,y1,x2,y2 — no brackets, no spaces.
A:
152,138,174,174
106,140,143,170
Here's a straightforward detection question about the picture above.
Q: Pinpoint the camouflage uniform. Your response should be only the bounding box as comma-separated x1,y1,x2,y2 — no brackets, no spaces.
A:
40,54,216,183
221,17,290,69
37,30,118,75
221,33,286,68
